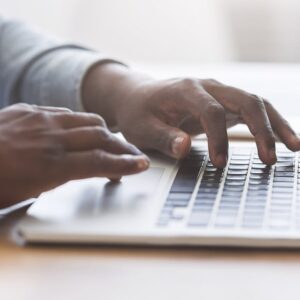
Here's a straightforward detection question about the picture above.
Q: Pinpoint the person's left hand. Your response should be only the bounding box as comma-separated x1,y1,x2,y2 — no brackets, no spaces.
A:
83,64,300,168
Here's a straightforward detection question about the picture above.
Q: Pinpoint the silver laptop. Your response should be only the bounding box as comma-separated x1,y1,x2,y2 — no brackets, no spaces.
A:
18,140,300,248
17,64,300,248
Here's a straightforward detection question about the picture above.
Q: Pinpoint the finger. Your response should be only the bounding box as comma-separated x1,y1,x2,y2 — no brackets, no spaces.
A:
203,81,277,165
58,126,143,155
53,112,106,129
62,151,150,180
6,104,72,113
241,96,276,165
108,177,122,182
264,99,300,151
34,105,72,113
131,117,191,159
225,112,241,128
199,92,228,168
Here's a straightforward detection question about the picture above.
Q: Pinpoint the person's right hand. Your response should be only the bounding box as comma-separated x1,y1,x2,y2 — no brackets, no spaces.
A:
0,104,149,209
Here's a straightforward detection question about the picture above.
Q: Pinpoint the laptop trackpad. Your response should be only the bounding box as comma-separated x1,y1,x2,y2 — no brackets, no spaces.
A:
27,167,165,223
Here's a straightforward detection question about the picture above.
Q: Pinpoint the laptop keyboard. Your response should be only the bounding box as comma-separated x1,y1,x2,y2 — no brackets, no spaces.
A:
157,147,300,231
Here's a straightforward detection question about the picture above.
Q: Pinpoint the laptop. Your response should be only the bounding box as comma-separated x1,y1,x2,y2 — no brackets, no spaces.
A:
17,140,300,248
17,64,300,248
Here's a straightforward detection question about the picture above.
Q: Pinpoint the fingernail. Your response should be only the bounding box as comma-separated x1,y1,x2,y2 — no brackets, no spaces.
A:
172,136,185,156
216,153,228,168
137,156,150,170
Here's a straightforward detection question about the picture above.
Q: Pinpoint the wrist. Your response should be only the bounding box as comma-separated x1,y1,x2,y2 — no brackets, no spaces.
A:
82,62,153,129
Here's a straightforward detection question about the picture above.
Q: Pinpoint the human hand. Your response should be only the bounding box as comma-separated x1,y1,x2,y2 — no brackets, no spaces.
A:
83,64,300,168
0,104,149,209
118,77,300,167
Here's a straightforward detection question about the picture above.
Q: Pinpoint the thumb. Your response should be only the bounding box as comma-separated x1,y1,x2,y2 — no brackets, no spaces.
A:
142,118,191,159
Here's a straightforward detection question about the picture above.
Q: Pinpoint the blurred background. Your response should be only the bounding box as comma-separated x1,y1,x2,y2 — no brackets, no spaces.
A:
1,0,300,65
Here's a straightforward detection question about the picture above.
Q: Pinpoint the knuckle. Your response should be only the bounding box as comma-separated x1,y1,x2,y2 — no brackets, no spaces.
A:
205,103,225,118
9,103,34,112
42,142,66,164
118,156,137,171
180,77,199,89
202,78,221,87
74,112,106,127
31,111,51,124
248,95,265,110
90,149,105,166
182,77,196,85
89,113,106,126
95,127,111,140
262,98,272,109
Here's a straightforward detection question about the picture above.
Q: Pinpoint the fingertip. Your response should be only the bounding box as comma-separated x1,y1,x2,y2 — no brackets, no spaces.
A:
108,177,122,182
258,148,277,166
267,151,277,165
136,155,150,171
213,153,228,168
171,133,191,159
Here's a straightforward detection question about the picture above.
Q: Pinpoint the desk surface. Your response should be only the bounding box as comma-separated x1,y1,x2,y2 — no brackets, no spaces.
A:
2,207,300,300
2,63,300,300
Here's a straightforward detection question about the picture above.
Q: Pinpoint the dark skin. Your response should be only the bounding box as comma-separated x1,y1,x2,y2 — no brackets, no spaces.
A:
1,62,300,208
0,103,149,208
83,63,300,167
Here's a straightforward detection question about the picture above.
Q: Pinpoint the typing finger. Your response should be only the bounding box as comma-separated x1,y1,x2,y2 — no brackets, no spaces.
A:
263,98,300,151
203,81,277,165
199,91,228,168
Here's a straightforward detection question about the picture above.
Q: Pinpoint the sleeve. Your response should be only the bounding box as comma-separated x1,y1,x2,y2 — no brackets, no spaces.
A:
0,17,123,111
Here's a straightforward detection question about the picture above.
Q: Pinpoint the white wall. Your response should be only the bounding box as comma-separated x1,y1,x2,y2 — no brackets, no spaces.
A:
222,0,300,62
1,0,300,63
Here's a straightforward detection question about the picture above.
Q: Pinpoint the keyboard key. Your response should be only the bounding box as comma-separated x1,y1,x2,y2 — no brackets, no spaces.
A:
194,201,215,208
193,205,214,212
215,214,237,227
276,166,295,172
274,171,294,177
273,177,294,182
224,181,245,186
222,191,243,197
188,212,211,227
273,181,294,188
231,155,251,160
228,165,249,170
249,174,270,180
196,192,217,199
226,175,247,181
250,169,271,175
230,160,250,165
227,169,248,175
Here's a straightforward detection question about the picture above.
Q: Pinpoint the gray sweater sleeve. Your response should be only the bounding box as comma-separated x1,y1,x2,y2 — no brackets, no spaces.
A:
0,18,120,111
